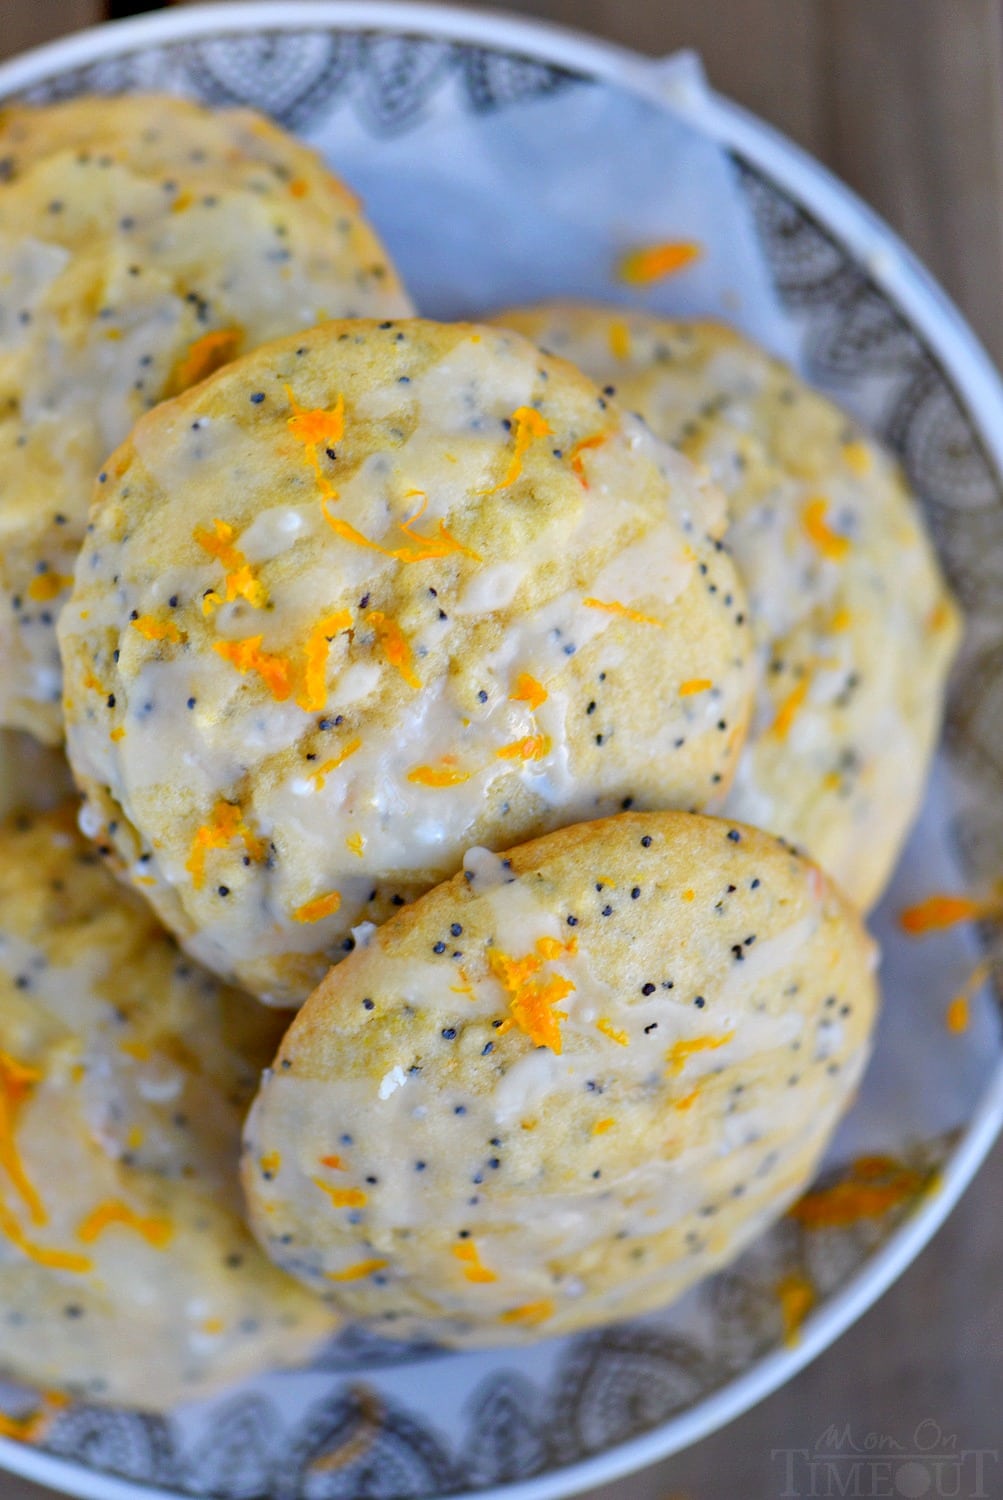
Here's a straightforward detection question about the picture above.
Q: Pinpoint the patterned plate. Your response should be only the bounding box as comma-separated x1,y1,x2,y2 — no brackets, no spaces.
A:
1,7,1002,1498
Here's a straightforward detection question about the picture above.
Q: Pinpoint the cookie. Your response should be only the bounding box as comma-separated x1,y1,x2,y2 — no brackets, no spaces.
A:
491,306,962,909
60,317,754,1005
243,811,877,1345
0,93,412,743
0,807,337,1409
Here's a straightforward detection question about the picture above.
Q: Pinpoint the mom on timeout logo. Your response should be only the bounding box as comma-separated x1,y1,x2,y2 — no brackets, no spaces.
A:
771,1419,998,1498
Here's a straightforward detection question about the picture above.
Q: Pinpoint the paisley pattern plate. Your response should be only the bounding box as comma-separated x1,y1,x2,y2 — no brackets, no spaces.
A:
0,7,1001,1498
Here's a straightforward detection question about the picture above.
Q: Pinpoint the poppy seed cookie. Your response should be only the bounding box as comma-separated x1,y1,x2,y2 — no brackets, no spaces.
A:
0,807,337,1408
492,306,961,909
243,811,878,1346
0,93,412,743
60,318,753,1005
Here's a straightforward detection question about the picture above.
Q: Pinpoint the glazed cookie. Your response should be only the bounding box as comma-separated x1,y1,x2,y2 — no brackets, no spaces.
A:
0,807,337,1409
0,93,412,743
243,811,878,1346
60,317,753,1005
491,306,962,910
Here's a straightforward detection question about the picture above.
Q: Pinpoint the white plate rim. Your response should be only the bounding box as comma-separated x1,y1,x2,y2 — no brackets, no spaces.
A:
0,7,1000,1499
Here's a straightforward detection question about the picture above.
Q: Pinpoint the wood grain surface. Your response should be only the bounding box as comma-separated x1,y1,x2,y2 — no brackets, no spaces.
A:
0,5,1000,1500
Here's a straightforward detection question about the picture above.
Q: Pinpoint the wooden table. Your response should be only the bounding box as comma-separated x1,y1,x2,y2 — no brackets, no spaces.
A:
1,5,1001,1499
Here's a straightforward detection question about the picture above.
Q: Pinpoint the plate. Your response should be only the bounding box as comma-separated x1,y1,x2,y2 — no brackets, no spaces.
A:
0,6,1002,1498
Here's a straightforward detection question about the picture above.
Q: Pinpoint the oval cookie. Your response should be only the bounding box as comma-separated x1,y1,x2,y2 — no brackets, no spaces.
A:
244,811,878,1346
491,305,962,909
0,93,412,743
0,807,337,1409
60,317,754,1004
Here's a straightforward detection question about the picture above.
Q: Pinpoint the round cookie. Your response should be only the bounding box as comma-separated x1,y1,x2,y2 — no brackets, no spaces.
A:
0,806,337,1409
60,317,754,1006
243,811,878,1346
491,306,962,910
0,93,413,744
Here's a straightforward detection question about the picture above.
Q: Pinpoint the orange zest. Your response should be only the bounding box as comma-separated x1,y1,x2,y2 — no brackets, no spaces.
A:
777,1271,816,1346
214,634,293,700
312,1180,366,1208
499,1300,555,1324
313,737,362,791
568,431,610,488
284,385,345,503
407,760,473,787
789,1155,926,1230
346,832,365,857
665,1031,735,1076
452,1239,497,1283
131,614,184,645
0,1052,46,1225
583,597,662,626
297,610,353,712
26,571,73,603
293,891,342,924
186,800,265,890
487,939,576,1054
596,1018,629,1047
194,518,266,612
480,406,552,493
367,610,421,689
76,1199,173,1249
802,497,850,561
617,240,702,285
495,734,551,762
593,1117,615,1135
678,678,713,696
509,673,548,710
321,492,481,565
326,1257,388,1282
0,1193,92,1273
770,676,810,741
168,327,242,395
608,319,632,360
899,892,999,935
946,958,991,1034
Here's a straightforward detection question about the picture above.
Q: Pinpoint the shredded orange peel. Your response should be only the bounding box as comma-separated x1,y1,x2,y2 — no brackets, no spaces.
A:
770,676,811,741
195,518,267,613
186,800,265,890
789,1155,926,1230
617,240,702,285
367,610,421,689
169,327,242,395
131,614,184,645
0,1052,46,1227
480,406,552,493
326,1257,388,1282
802,497,850,561
313,737,362,792
452,1239,497,1283
321,491,481,566
27,571,73,603
569,431,611,487
487,935,577,1053
510,673,548,710
583,597,662,626
293,891,342,924
76,1199,173,1249
776,1271,816,1346
665,1031,735,1076
899,890,1003,935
